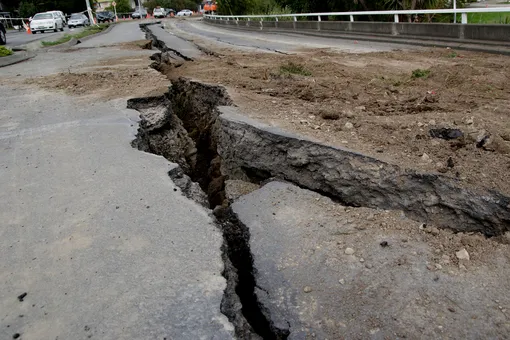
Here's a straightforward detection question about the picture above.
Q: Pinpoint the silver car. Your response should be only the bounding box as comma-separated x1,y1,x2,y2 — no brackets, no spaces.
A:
68,13,89,28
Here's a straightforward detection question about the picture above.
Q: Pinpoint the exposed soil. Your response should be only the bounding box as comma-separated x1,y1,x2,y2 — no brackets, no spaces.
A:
28,52,169,101
164,48,510,195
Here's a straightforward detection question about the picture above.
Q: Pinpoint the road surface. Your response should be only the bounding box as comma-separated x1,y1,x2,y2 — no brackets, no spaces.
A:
0,22,233,340
6,26,85,48
167,18,414,53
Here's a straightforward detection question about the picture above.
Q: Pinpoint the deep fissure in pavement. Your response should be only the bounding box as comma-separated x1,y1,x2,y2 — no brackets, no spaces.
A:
131,22,510,337
128,80,289,339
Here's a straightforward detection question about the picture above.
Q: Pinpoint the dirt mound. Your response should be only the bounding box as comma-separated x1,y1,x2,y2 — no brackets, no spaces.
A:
166,48,510,195
29,56,169,100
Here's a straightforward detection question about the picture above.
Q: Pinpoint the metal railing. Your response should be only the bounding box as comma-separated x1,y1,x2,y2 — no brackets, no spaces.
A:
204,7,510,24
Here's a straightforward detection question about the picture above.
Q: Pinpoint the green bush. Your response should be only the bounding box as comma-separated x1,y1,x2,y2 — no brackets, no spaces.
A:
279,62,312,76
411,69,431,79
0,46,13,57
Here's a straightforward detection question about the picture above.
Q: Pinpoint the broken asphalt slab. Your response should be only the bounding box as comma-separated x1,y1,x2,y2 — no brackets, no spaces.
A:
0,50,233,340
231,180,510,339
216,106,510,236
142,23,203,60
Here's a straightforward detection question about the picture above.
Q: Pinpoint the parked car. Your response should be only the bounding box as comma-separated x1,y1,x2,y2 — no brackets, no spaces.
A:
0,22,6,45
176,9,193,16
165,8,176,16
131,7,147,19
30,12,64,34
96,11,115,23
46,10,67,25
68,13,89,28
153,7,165,18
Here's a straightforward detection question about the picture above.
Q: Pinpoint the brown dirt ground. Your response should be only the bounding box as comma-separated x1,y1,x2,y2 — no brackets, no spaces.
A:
165,48,510,195
28,44,169,101
24,42,510,196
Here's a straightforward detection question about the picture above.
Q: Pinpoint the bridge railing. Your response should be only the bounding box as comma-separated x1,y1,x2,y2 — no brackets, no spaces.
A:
204,7,510,24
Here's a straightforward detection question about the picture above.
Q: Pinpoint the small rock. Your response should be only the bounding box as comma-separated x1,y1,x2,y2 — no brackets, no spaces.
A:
345,247,355,255
501,129,510,142
482,135,510,154
430,227,440,236
459,263,467,271
380,241,389,247
339,279,345,285
303,286,312,293
343,110,355,118
447,157,455,168
435,263,443,270
441,255,450,264
320,110,340,120
428,119,436,126
17,293,27,302
456,248,470,261
365,263,373,269
465,117,474,125
354,106,366,112
359,258,365,263
436,162,448,173
417,122,424,127
421,153,431,163
344,122,354,130
429,127,464,140
427,264,435,271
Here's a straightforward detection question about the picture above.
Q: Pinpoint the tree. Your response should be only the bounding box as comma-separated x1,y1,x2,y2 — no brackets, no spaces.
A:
107,0,131,12
19,0,37,17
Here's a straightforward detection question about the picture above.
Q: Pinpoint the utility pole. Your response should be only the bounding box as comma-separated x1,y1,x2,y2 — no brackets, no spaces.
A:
85,0,96,25
453,0,457,23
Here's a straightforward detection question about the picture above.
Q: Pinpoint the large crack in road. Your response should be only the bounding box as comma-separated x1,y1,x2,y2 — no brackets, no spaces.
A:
128,22,510,339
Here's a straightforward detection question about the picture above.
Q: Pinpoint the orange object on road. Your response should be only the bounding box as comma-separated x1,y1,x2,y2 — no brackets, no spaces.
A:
23,21,31,34
203,1,217,13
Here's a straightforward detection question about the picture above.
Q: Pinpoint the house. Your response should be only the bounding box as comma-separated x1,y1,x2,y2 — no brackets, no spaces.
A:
94,0,145,11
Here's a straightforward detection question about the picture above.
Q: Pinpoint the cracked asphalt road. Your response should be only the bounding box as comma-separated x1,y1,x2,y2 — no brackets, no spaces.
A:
0,22,234,340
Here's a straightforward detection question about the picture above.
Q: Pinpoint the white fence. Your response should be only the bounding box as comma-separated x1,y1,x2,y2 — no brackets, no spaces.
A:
204,7,510,24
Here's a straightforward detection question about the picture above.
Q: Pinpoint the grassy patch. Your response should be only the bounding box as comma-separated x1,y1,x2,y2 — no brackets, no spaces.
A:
411,69,431,79
41,24,110,47
41,35,73,46
458,12,510,24
447,51,458,58
0,46,13,57
279,62,312,76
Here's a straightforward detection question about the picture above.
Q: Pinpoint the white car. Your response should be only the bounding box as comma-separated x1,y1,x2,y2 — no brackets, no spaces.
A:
153,8,166,18
47,10,67,25
176,9,193,16
30,12,64,33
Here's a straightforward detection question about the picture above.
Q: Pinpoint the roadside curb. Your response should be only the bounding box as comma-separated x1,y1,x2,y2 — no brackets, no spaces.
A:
77,23,116,43
17,24,117,52
205,21,510,56
46,23,117,50
0,50,36,68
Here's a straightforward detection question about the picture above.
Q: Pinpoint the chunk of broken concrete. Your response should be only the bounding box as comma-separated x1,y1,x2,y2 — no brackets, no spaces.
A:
455,248,470,261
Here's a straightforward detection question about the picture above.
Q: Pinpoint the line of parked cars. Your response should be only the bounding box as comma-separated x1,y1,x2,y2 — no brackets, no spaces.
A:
24,5,195,36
